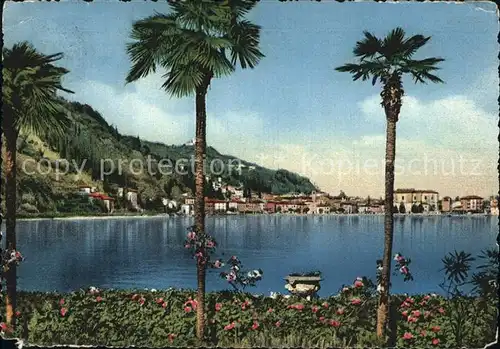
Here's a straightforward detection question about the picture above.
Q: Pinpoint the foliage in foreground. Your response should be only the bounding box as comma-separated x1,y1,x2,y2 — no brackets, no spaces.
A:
0,283,495,348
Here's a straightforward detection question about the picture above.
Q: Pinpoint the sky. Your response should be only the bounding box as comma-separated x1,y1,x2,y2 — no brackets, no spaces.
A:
3,0,499,198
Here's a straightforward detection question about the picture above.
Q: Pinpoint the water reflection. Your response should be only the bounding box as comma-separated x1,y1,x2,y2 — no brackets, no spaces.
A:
4,215,497,296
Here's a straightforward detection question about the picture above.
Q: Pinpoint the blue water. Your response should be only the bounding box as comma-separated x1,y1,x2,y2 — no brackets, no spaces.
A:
3,215,497,296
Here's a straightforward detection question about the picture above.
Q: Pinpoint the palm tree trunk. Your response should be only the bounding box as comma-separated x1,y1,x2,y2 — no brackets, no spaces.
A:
194,79,210,341
376,116,397,339
3,116,18,328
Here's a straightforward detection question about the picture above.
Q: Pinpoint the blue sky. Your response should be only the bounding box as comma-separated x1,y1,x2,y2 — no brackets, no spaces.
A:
4,1,499,197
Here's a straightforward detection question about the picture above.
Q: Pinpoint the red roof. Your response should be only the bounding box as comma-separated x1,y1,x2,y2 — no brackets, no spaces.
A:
89,192,114,200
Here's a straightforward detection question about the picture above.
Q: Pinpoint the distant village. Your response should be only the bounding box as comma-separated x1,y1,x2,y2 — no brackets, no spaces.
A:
76,178,499,216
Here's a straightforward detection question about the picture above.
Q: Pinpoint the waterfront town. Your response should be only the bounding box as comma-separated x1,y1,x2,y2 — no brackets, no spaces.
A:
77,180,499,217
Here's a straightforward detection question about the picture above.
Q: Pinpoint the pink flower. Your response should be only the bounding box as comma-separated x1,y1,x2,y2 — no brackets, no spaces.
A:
397,255,405,262
329,320,341,327
322,302,329,308
187,231,196,240
0,322,8,331
412,310,421,317
224,322,236,330
401,301,411,308
206,240,215,248
215,303,222,312
60,307,68,317
295,303,304,311
351,298,361,305
214,260,223,268
139,298,145,306
156,298,164,304
432,338,440,345
167,334,176,343
354,280,364,288
59,299,65,306
267,308,273,313
319,316,326,322
438,307,445,314
251,321,259,330
431,326,441,332
336,308,345,315
407,316,417,323
184,306,192,313
420,330,427,337
231,255,237,260
405,297,414,304
162,302,167,308
403,332,413,340
424,295,431,300
96,296,103,302
15,311,21,317
275,321,281,327
312,306,319,313
184,244,191,249
342,287,350,292
400,266,409,274
401,311,408,317
131,294,139,300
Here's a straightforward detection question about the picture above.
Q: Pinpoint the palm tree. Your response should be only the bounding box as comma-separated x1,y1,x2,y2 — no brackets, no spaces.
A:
2,41,73,326
335,28,444,339
125,0,263,340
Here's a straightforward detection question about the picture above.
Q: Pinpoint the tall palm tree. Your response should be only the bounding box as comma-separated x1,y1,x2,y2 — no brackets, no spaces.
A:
2,41,73,326
335,28,444,339
125,0,263,340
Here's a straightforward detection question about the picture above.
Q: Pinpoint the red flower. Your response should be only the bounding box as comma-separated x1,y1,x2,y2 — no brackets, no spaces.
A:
241,304,247,310
401,301,411,308
419,300,427,306
267,308,273,313
215,303,222,312
251,321,259,330
336,308,345,315
403,332,413,340
312,306,319,313
431,326,441,332
354,280,364,288
432,338,440,345
401,311,408,317
224,322,236,330
351,298,361,305
162,302,167,308
155,297,164,304
167,334,176,343
206,240,215,248
412,310,421,317
295,303,304,311
322,302,329,308
424,295,431,300
319,316,326,322
60,307,68,317
407,316,417,323
59,299,65,306
184,306,192,313
420,330,427,337
329,320,341,328
96,296,103,302
275,321,281,327
15,311,21,317
405,297,414,304
139,298,145,306
0,322,8,331
438,307,445,314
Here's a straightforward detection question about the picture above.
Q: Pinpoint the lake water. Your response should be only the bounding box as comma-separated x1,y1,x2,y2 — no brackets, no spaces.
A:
4,215,498,296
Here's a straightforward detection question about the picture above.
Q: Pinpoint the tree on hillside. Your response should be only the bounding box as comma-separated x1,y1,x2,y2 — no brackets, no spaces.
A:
335,27,444,340
125,0,263,340
2,41,74,326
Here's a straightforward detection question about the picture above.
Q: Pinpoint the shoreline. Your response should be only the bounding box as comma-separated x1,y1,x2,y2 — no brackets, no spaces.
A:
13,212,494,222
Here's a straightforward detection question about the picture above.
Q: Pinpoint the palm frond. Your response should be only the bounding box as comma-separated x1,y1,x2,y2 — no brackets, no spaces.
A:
353,31,383,61
228,20,265,69
381,27,406,60
400,34,430,58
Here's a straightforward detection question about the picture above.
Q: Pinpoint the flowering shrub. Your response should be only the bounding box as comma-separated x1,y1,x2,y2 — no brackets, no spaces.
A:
0,229,25,335
184,226,262,292
219,256,263,291
376,252,413,292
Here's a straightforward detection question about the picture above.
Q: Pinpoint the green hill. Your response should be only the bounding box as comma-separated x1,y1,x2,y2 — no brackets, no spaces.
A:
2,98,318,216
